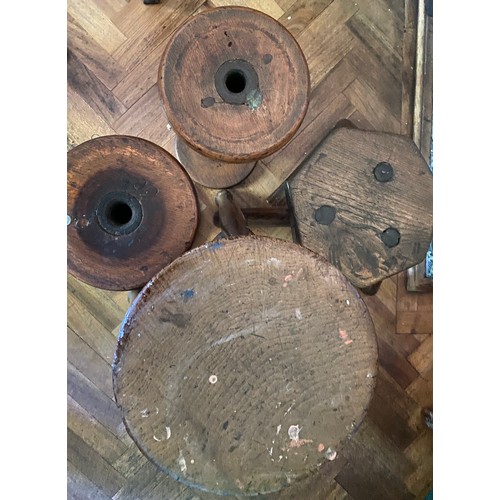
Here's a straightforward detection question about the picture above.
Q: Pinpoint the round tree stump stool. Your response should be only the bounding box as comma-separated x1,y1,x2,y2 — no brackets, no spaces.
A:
113,237,377,496
158,6,310,189
67,135,198,291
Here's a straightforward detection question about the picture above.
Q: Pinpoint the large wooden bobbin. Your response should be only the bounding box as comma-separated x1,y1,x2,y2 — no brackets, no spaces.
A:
158,6,310,189
113,237,378,497
67,135,198,291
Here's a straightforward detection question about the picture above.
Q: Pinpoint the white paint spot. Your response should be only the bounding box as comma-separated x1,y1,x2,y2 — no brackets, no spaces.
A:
288,424,301,440
325,448,337,461
366,373,373,378
167,123,172,131
267,257,282,268
279,455,283,461
178,451,187,474
166,426,171,439
140,408,149,418
268,447,273,456
245,259,256,264
346,299,350,305
190,459,195,464
287,16,291,20
277,424,282,435
295,308,302,320
284,401,295,416
153,435,161,442
209,375,218,384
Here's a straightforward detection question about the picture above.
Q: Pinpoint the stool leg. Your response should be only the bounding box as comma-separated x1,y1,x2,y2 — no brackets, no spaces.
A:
214,190,250,237
359,281,382,296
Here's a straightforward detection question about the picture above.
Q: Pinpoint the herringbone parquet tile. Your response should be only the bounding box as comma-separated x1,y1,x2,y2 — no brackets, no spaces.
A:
67,1,433,498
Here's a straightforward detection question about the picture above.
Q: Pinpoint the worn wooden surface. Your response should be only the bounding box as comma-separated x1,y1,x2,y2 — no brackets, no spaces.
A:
67,0,433,498
113,236,377,496
290,126,433,289
159,6,310,165
67,135,198,290
174,135,256,189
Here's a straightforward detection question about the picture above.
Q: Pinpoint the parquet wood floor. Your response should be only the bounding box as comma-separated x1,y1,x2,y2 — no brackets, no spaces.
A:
67,1,433,498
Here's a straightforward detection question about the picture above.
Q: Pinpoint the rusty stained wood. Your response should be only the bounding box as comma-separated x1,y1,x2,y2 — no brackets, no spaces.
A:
67,135,198,290
113,236,378,496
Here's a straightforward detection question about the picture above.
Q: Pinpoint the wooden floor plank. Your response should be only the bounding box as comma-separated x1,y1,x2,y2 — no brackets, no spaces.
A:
67,293,118,364
112,83,167,139
346,9,402,84
68,0,127,55
67,327,115,398
376,336,420,390
112,42,167,109
67,362,125,439
68,13,126,90
346,42,402,125
112,0,204,72
68,395,129,464
68,428,126,498
299,22,356,88
68,275,127,333
335,418,415,500
343,77,401,133
279,0,335,38
111,461,172,500
68,461,113,500
261,57,358,186
68,49,127,126
408,335,433,374
67,87,116,150
371,367,425,435
368,391,419,450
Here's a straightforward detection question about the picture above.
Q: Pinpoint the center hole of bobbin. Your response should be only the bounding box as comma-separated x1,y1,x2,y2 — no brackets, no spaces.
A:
97,191,143,236
224,70,246,94
106,200,133,226
214,59,259,105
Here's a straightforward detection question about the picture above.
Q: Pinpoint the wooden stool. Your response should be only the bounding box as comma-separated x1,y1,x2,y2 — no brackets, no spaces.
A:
213,124,433,294
288,123,433,292
67,135,198,291
158,6,310,189
113,237,377,496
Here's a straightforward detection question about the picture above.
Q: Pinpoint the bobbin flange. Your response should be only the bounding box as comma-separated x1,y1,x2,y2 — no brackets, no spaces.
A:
67,135,198,291
158,6,310,188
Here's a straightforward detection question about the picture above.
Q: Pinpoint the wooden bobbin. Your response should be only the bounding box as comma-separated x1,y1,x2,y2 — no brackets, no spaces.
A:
158,6,310,188
67,135,198,291
113,236,377,496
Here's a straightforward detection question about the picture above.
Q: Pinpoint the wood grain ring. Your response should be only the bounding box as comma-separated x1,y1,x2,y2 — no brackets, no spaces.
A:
113,236,377,496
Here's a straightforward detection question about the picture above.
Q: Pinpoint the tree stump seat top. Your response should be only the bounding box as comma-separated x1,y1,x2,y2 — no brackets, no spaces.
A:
113,236,377,496
67,135,198,291
159,6,310,164
290,127,433,289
